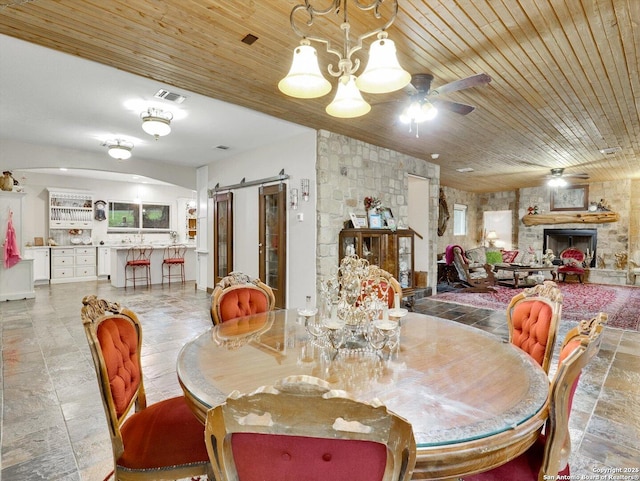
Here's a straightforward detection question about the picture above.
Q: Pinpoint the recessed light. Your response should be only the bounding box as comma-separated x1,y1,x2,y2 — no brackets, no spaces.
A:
59,168,68,171
456,167,474,173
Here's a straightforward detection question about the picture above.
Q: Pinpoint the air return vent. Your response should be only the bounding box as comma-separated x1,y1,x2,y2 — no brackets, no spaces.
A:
599,146,621,155
154,89,187,103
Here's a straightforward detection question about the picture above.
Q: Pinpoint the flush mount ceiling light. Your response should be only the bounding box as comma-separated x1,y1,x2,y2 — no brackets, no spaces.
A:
278,0,410,118
140,108,173,138
104,139,134,160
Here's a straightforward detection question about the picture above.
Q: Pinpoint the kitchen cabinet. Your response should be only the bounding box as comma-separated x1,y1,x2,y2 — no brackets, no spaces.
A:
50,246,97,283
48,188,93,229
25,247,50,283
339,228,415,289
97,246,111,277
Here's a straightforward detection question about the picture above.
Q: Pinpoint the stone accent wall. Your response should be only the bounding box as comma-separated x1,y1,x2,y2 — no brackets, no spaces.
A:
316,130,439,288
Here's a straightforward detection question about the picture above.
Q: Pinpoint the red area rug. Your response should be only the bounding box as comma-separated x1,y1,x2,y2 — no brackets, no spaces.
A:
432,283,640,331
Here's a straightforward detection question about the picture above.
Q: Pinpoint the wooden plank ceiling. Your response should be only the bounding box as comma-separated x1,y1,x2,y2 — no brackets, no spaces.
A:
1,0,638,193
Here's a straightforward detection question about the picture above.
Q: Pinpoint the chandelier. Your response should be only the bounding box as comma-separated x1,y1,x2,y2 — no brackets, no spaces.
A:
278,0,411,118
104,139,133,160
140,108,173,138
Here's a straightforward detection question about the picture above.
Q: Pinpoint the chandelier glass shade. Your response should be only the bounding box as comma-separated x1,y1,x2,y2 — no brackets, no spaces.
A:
279,0,410,118
326,75,372,118
140,108,173,138
105,140,133,160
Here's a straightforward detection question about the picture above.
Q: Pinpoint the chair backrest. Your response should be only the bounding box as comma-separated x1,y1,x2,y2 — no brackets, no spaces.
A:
205,375,416,481
363,265,402,309
164,244,186,261
450,245,470,281
506,280,563,373
126,245,152,264
539,312,606,478
560,247,585,264
210,271,276,325
80,294,146,460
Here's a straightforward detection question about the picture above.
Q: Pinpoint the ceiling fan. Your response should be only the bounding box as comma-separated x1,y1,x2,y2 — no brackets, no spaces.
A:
399,73,492,137
546,168,589,186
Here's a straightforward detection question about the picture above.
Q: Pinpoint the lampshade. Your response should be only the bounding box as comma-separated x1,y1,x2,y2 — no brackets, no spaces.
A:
105,140,133,160
278,43,332,99
141,108,173,138
486,231,498,240
548,177,567,187
325,75,371,118
356,34,411,94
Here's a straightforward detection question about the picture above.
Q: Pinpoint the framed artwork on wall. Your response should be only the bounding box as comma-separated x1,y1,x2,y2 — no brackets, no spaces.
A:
550,185,589,211
350,213,368,228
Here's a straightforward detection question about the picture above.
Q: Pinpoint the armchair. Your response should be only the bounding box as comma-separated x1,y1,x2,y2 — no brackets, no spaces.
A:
446,245,496,291
210,271,276,326
558,247,586,283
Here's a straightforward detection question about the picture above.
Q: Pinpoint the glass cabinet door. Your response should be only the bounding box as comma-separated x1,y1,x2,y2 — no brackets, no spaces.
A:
259,184,286,308
361,233,381,267
398,234,413,288
213,192,233,283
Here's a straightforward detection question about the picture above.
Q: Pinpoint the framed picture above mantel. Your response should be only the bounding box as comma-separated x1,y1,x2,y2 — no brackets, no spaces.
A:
550,185,589,211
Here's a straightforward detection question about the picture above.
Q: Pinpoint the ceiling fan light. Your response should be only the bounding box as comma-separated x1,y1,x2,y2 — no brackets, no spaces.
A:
420,102,438,121
141,108,173,138
356,35,411,94
325,75,371,118
400,100,437,124
548,177,567,187
278,43,332,99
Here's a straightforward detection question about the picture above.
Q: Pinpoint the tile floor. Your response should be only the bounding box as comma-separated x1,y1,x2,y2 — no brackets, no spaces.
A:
1,281,639,480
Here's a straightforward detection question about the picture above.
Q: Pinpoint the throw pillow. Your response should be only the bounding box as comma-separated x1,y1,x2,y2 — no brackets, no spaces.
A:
486,250,503,265
465,247,486,265
501,250,519,263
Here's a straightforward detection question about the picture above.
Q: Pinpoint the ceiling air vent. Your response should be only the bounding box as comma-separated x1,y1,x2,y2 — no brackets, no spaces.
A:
216,145,230,150
154,89,187,104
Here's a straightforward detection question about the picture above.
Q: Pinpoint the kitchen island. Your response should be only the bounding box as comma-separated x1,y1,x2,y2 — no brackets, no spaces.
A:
110,244,197,288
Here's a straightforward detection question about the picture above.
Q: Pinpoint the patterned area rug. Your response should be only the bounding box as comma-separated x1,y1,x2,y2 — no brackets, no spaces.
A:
432,282,640,331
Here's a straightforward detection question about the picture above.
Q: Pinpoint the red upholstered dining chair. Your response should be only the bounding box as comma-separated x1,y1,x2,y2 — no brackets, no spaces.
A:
204,375,417,481
462,312,607,481
558,247,586,283
81,295,210,481
210,271,276,326
506,280,563,373
362,265,403,309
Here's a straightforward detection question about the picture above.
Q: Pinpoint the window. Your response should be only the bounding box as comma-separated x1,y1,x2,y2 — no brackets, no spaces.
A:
108,201,171,232
453,204,467,236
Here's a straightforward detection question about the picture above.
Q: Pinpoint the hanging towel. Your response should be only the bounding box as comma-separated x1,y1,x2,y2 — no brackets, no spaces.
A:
4,211,21,268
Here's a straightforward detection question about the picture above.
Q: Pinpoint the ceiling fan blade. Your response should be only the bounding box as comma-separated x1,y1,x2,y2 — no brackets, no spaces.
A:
431,98,476,115
565,172,590,179
430,73,492,96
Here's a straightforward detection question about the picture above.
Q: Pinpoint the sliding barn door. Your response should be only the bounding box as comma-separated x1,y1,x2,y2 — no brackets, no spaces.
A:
259,184,286,308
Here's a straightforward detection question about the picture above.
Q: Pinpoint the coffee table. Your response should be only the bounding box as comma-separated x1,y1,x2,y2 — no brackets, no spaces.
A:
495,264,557,288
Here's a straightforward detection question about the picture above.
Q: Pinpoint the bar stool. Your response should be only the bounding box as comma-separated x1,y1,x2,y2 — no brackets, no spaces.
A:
162,245,186,285
125,245,151,288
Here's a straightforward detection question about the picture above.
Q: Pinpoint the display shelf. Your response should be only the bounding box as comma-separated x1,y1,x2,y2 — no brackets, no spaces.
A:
48,189,94,229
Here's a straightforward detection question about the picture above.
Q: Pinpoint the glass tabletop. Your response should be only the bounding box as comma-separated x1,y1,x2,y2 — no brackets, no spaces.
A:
177,308,549,448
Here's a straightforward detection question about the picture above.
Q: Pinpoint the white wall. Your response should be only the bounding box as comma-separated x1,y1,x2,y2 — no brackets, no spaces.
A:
14,171,195,245
206,131,317,308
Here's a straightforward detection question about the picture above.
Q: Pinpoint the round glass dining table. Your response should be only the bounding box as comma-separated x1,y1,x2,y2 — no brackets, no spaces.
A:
177,308,549,480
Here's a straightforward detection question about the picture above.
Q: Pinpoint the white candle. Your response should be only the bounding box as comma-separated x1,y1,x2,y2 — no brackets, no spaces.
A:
394,293,400,310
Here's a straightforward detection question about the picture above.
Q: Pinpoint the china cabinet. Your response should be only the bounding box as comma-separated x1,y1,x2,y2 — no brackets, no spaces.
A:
339,228,415,289
259,184,286,308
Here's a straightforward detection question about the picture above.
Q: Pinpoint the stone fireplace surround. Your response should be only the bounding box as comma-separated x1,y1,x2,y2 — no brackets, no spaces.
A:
543,228,597,267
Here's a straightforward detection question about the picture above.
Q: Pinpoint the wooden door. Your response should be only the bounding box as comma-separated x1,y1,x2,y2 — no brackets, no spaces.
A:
259,184,286,308
213,192,233,284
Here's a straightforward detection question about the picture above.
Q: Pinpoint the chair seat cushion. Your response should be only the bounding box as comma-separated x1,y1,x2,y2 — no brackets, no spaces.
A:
463,436,569,480
163,258,185,264
231,432,387,481
118,396,208,471
126,259,150,266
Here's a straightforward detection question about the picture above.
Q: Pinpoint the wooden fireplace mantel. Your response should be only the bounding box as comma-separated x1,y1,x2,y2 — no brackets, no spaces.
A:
522,211,619,226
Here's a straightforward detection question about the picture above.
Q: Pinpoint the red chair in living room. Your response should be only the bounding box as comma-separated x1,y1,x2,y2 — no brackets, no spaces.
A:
558,247,586,283
461,312,606,481
210,271,275,326
81,295,210,481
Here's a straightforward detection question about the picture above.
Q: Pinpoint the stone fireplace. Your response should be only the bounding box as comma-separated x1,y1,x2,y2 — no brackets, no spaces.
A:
542,228,597,267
